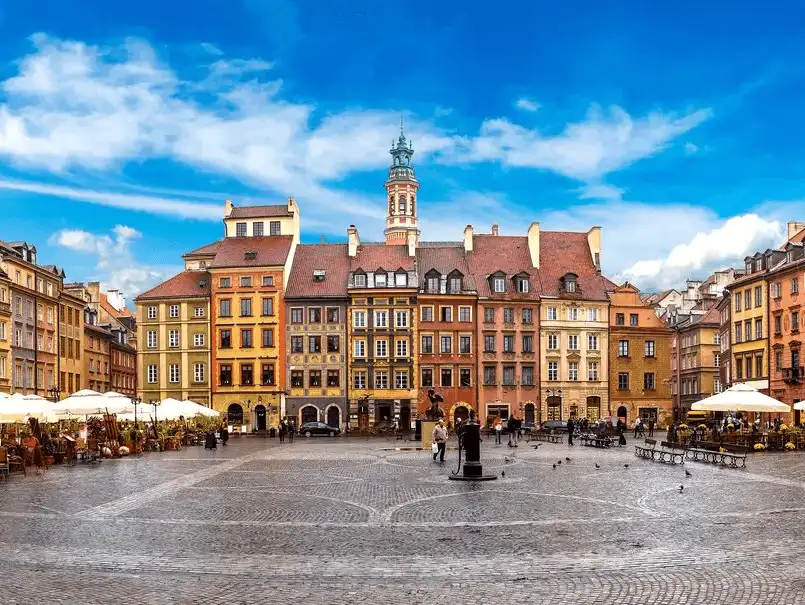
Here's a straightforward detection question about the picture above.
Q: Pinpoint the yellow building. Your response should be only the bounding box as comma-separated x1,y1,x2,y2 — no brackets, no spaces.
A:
136,272,212,406
728,255,769,391
58,290,86,396
0,269,10,393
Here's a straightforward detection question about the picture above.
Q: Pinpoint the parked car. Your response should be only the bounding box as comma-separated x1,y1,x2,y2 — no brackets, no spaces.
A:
541,420,569,434
299,421,340,438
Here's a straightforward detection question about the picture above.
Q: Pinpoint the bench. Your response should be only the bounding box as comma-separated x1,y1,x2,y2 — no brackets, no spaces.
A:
634,438,658,460
685,443,749,468
528,431,564,444
583,434,613,448
657,441,685,465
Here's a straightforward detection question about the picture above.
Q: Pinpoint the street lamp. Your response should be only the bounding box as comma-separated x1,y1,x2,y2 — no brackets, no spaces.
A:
130,396,142,428
48,387,60,404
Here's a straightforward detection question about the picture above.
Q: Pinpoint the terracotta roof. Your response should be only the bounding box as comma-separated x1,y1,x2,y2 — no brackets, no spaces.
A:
285,244,350,299
538,231,609,300
84,323,113,337
209,236,293,268
350,243,415,272
699,304,721,325
136,271,210,301
183,240,222,257
416,244,477,293
100,294,134,319
229,204,292,219
465,235,541,299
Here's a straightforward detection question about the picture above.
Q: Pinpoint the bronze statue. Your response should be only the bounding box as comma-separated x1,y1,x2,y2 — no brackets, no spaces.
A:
425,389,445,420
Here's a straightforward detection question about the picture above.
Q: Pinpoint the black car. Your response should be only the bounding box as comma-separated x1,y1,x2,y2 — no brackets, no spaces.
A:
299,421,340,438
541,420,569,433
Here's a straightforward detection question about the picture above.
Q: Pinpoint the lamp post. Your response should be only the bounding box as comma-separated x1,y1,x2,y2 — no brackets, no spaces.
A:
130,396,142,428
48,387,60,404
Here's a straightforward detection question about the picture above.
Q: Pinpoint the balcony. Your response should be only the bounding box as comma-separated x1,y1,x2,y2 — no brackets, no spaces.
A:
782,367,805,384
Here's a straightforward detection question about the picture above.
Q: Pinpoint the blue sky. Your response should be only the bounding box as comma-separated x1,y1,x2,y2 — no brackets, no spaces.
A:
1,0,804,298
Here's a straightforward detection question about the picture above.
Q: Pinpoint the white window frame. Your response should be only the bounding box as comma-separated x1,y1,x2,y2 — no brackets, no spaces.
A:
169,304,179,318
353,339,366,357
547,361,558,381
547,307,557,321
375,370,388,389
587,308,598,321
587,334,598,351
353,311,367,328
568,334,579,350
395,310,408,327
396,339,408,358
493,277,505,293
375,339,388,357
587,361,599,381
394,370,409,389
194,307,205,318
194,333,205,347
375,273,387,288
194,363,205,383
353,371,367,390
169,364,180,384
568,307,579,320
147,330,157,348
147,364,158,384
547,334,558,350
568,362,579,381
147,306,157,320
168,329,180,348
374,311,388,328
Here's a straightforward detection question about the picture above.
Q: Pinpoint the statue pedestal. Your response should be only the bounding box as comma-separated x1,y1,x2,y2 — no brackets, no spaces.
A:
421,421,438,450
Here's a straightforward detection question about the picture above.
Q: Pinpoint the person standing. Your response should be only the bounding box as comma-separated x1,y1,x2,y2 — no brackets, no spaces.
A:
220,423,229,446
288,420,295,443
648,418,655,437
567,417,575,446
278,420,286,443
432,420,448,462
494,419,503,444
507,416,518,447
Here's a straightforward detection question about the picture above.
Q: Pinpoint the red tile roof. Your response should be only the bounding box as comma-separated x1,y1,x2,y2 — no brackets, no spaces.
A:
136,271,210,301
699,303,721,325
350,243,415,272
286,244,350,299
209,236,293,268
465,235,541,299
229,204,292,219
417,244,477,293
183,240,222,257
100,294,134,319
538,231,609,300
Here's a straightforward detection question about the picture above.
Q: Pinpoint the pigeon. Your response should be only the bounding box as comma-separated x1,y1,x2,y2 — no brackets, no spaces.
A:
565,457,571,462
557,460,562,465
595,463,600,469
552,463,556,469
685,469,692,477
504,456,511,463
679,485,684,492
501,470,506,478
624,464,629,469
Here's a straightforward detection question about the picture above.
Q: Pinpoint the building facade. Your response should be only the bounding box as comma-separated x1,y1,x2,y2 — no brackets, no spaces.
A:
0,270,10,393
285,244,350,429
717,294,731,392
84,308,112,393
608,283,673,426
58,290,86,397
674,304,722,414
110,326,136,396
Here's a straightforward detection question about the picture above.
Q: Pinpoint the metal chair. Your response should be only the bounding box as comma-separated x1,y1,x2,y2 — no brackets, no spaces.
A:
0,446,9,480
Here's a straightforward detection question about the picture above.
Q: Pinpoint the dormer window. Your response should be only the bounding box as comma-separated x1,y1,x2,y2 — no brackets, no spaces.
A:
375,272,387,288
244,251,257,261
354,272,366,288
425,270,440,293
562,274,578,293
517,278,529,293
395,270,408,287
313,270,326,282
493,277,505,293
745,261,752,274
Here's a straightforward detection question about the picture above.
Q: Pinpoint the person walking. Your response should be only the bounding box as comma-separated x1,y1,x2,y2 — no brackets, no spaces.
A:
278,420,286,443
494,418,503,444
220,423,229,446
648,418,655,437
288,420,295,443
633,417,643,439
432,420,448,463
567,417,575,446
507,416,518,447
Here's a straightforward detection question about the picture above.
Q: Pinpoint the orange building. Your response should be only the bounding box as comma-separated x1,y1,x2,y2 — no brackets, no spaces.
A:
84,307,112,393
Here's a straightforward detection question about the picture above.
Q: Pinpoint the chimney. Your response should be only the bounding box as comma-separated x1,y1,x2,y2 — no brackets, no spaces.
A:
406,230,417,257
587,226,602,273
320,235,325,244
224,199,234,217
527,222,540,268
491,224,499,236
288,196,296,213
787,221,805,241
347,225,360,257
463,225,474,252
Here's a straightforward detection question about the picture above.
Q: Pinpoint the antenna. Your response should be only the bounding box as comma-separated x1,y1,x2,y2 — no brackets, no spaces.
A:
400,113,404,136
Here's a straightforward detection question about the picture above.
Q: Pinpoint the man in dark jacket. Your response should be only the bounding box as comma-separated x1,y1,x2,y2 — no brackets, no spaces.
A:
567,417,575,446
507,416,518,447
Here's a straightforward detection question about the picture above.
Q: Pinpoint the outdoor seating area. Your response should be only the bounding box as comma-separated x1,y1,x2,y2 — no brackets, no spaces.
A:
528,430,564,444
633,438,685,464
685,443,750,468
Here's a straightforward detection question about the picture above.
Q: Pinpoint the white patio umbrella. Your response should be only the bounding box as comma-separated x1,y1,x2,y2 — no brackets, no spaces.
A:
182,399,220,417
52,389,134,416
0,393,52,423
691,383,791,414
794,401,805,411
0,392,9,400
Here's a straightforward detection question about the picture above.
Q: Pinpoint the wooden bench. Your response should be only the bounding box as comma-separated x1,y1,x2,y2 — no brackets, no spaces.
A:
528,431,564,444
634,438,658,460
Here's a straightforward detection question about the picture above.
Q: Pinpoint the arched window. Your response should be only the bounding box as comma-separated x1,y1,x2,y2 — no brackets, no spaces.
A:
389,195,395,214
399,195,407,214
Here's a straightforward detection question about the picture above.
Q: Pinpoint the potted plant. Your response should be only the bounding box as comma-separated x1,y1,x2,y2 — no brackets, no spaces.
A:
754,443,766,452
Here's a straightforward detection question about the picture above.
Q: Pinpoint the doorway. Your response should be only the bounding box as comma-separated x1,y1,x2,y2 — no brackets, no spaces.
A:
453,405,469,425
399,406,411,432
255,404,267,431
547,396,561,421
227,403,243,425
375,403,392,424
524,403,535,425
358,403,369,430
301,406,318,424
617,405,628,423
327,406,340,428
586,396,601,422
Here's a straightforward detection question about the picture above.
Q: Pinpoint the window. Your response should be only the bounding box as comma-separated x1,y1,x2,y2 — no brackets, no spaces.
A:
484,307,495,322
745,320,752,340
194,363,205,383
240,298,252,316
735,322,742,343
522,335,533,353
521,366,534,385
290,308,303,324
618,340,629,357
169,364,180,384
353,339,366,357
547,334,558,350
567,362,578,381
421,368,433,387
421,335,433,354
645,340,655,357
440,335,452,354
353,311,366,328
441,368,453,387
219,299,231,317
374,311,388,328
483,335,495,352
493,278,505,293
756,355,763,378
547,361,558,381
326,335,339,353
327,307,340,323
734,358,743,380
147,330,157,348
503,308,514,323
568,308,578,321
775,314,782,334
284,369,302,388
775,349,783,370
353,273,367,287
219,277,231,288
396,339,409,357
220,329,232,348
502,366,515,385
503,335,514,353
194,333,205,347
587,361,599,381
327,370,340,387
587,308,598,321
629,313,638,326
290,336,303,353
714,333,721,345
517,278,529,293
262,329,274,348
375,273,387,288
421,306,434,322
309,336,321,353
426,275,439,293
240,276,252,288
735,294,741,312
353,371,367,390
568,335,579,350
587,334,598,351
241,364,253,386
713,352,720,368
744,289,751,310
395,272,408,287
755,286,762,307
376,339,388,357
252,221,264,236
449,276,462,293
644,373,655,391
375,371,388,389
522,308,533,324
168,330,180,348
714,378,722,394
194,306,205,318
618,372,629,390
262,275,274,287
755,318,762,340
440,306,452,322
262,298,274,316
266,220,280,235
395,370,409,389
396,310,408,327
484,366,497,384
309,370,322,387
308,307,321,323
615,313,625,326
241,329,253,348
236,222,247,237
459,306,471,322
147,306,157,320
772,281,782,298
147,365,157,384
459,335,472,354
460,368,472,387
745,357,753,379
794,311,801,333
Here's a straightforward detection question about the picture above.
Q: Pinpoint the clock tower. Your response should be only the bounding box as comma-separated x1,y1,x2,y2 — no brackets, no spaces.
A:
384,120,420,247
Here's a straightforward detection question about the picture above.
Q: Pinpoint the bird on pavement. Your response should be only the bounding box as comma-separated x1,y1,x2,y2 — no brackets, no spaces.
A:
679,485,684,492
501,470,506,478
624,464,629,469
565,457,571,462
504,456,510,463
552,463,556,470
685,469,692,477
557,460,562,465
595,463,600,469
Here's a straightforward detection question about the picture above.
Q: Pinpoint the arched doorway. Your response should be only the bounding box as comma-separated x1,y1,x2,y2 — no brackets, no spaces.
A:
375,403,392,424
453,405,469,425
255,404,267,431
399,406,411,432
586,396,601,422
524,403,535,425
227,403,243,425
547,396,562,420
326,406,340,428
617,405,628,422
301,405,318,424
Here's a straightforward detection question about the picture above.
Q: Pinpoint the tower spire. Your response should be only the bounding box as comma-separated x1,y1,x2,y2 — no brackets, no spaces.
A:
385,121,420,248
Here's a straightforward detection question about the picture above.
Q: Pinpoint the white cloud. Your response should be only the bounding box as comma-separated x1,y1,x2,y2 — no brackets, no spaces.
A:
514,97,541,112
684,142,699,155
577,183,625,201
50,225,174,295
199,42,224,56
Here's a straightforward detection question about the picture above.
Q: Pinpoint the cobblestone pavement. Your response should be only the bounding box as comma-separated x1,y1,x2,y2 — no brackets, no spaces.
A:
2,435,805,603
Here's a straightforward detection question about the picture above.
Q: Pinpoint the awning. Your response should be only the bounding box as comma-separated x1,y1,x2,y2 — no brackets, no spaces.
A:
691,383,790,413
